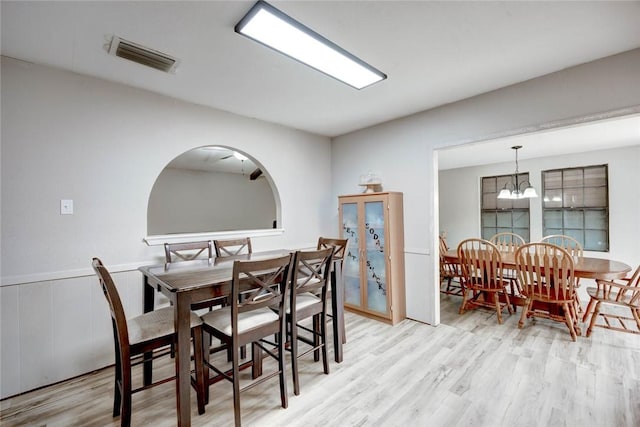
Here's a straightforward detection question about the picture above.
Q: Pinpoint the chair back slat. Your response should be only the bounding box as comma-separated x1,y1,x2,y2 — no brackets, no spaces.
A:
515,243,576,302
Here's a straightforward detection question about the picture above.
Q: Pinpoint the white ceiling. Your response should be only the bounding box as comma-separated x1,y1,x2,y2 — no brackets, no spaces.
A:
2,0,640,139
438,114,640,170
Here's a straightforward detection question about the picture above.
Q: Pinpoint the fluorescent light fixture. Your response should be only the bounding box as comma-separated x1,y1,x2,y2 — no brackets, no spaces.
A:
235,1,387,89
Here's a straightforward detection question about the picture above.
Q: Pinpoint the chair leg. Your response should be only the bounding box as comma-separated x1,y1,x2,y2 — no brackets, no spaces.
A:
633,308,640,332
494,294,503,325
458,287,468,315
586,301,602,337
582,297,596,323
518,298,532,328
232,340,241,427
120,360,132,427
321,313,329,375
113,348,122,417
563,302,578,341
313,315,321,362
290,318,300,396
277,331,288,409
192,327,206,415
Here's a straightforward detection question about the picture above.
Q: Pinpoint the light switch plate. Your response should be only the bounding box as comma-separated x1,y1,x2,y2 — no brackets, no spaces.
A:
60,199,74,215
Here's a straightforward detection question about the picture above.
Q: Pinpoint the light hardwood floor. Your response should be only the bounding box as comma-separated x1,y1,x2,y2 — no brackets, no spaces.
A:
2,291,639,427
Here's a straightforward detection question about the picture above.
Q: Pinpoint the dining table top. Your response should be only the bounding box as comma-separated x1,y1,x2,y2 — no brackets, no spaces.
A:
444,249,632,280
139,248,295,293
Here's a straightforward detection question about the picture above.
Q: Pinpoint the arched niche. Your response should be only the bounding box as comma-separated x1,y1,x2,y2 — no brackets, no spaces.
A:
144,146,281,245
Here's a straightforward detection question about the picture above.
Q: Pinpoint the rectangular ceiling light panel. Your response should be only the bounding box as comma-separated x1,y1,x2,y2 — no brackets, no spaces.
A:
235,1,386,89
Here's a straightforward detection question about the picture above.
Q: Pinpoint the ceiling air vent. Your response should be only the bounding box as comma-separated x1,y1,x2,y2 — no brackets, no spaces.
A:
108,36,179,73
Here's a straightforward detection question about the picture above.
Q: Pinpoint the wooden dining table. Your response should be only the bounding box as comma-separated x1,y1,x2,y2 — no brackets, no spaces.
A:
443,248,632,307
139,248,346,427
444,249,632,280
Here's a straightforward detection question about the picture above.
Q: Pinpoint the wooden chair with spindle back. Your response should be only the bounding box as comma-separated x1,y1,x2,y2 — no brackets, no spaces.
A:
490,232,526,308
583,265,640,336
515,243,580,341
439,235,462,296
456,238,513,324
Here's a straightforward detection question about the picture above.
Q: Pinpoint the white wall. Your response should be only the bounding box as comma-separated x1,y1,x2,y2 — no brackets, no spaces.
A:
148,168,276,234
332,49,640,326
0,57,332,398
439,146,640,266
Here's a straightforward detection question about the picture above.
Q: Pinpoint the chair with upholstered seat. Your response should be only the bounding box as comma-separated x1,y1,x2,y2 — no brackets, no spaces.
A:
214,237,252,258
287,248,334,395
514,243,580,341
583,265,640,336
91,258,206,426
456,238,513,324
200,254,292,427
317,237,349,344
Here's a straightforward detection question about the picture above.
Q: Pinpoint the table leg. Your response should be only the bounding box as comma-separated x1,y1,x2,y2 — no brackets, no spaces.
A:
175,295,192,427
143,275,155,386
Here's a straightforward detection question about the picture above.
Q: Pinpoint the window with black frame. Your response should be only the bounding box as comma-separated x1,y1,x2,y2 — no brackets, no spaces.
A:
481,174,531,242
542,164,609,252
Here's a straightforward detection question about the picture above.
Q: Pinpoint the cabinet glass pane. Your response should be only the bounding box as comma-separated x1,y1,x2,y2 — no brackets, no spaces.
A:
341,202,361,306
364,201,387,314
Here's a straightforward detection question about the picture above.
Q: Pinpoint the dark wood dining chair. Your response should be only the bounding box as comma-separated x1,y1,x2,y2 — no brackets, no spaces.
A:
439,235,462,296
456,238,513,324
200,254,292,427
317,237,349,344
164,240,213,265
214,237,252,257
582,265,640,336
91,258,206,427
287,248,334,395
514,243,580,341
165,240,224,311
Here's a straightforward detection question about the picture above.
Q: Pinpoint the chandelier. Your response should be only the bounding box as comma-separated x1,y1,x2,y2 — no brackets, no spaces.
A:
497,145,538,199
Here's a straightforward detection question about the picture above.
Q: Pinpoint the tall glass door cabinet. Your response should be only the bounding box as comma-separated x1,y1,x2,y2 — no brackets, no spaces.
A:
339,192,405,325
